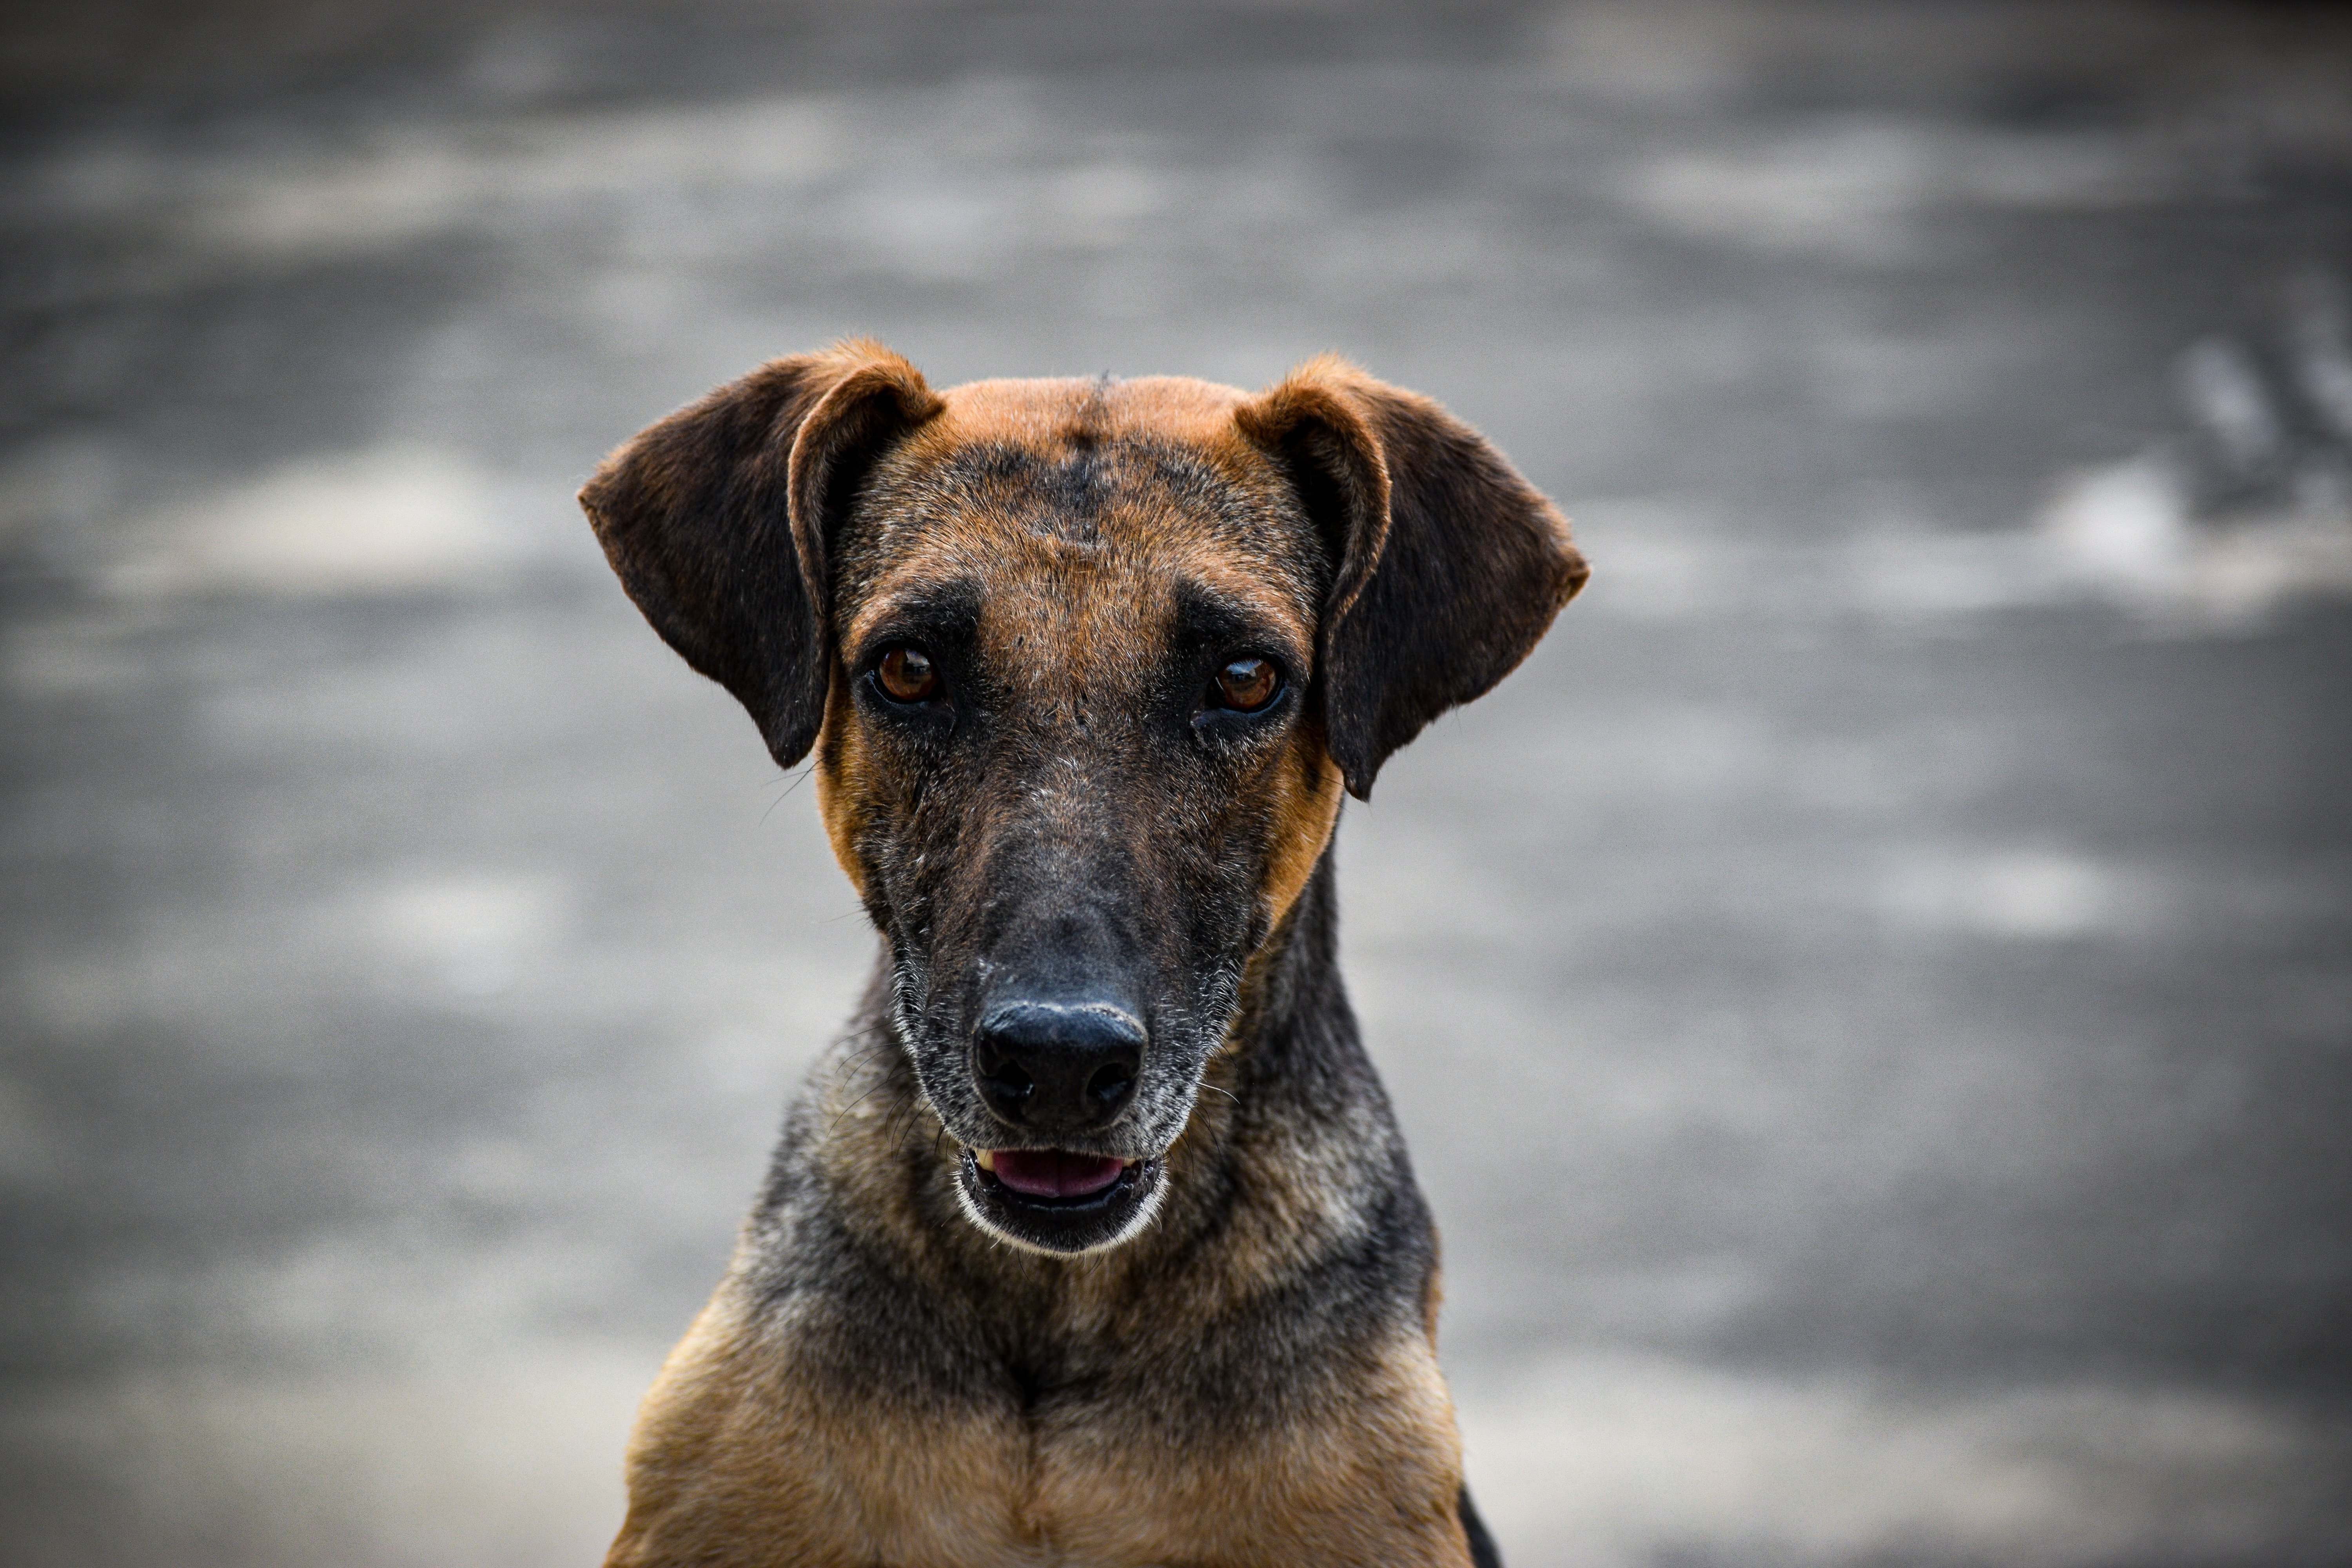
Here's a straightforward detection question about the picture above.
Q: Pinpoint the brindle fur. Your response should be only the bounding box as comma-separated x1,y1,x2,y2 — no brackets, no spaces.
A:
582,341,1586,1567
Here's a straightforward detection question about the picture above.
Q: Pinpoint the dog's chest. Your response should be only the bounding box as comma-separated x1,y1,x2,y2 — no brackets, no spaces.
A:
613,1288,1465,1567
806,1339,1463,1567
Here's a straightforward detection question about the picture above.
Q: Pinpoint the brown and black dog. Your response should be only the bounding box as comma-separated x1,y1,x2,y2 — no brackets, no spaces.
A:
580,340,1586,1567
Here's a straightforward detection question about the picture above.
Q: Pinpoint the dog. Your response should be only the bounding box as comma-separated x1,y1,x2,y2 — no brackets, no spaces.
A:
580,340,1587,1567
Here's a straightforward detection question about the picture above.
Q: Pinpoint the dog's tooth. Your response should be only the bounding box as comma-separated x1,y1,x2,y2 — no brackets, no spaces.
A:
975,1149,997,1172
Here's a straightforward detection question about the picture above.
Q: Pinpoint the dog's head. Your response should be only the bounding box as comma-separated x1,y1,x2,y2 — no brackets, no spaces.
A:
582,340,1585,1254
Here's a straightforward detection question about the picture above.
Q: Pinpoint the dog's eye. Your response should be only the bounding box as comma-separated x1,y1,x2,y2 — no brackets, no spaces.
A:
874,644,942,704
1206,657,1281,714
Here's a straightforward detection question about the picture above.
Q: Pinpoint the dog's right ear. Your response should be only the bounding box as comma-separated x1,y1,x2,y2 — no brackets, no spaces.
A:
579,340,944,769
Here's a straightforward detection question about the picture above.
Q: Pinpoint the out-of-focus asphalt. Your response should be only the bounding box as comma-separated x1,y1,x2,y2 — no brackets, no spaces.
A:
3,3,2350,1564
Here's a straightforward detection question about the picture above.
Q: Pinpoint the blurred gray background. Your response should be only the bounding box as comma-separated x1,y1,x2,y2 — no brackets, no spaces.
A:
4,2,2350,1564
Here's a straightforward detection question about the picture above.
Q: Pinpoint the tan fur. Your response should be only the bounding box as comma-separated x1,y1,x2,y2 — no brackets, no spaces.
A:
1255,721,1347,935
610,1289,1463,1567
608,1291,1037,1568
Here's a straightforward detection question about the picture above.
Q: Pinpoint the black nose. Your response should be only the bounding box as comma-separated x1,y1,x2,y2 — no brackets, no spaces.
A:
971,1000,1145,1136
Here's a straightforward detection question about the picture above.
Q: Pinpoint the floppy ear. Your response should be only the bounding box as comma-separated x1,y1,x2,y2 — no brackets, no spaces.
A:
579,339,944,769
1236,356,1589,799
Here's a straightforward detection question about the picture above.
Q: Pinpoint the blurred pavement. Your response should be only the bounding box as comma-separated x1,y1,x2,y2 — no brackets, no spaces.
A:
4,2,2351,1564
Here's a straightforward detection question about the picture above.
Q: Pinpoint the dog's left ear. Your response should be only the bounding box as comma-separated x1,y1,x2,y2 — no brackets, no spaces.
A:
579,340,944,769
1236,356,1589,799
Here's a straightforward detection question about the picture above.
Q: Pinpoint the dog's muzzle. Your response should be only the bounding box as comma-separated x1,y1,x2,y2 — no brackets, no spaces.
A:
948,997,1169,1252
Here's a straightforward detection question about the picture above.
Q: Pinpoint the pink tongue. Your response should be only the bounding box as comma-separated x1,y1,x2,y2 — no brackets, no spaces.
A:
991,1149,1125,1200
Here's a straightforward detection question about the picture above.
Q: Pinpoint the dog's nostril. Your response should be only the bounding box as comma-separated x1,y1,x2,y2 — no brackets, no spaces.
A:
986,1064,1035,1101
1085,1062,1132,1107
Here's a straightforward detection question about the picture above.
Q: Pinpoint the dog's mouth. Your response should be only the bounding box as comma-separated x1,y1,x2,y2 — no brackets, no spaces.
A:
955,1146,1164,1254
977,1147,1129,1199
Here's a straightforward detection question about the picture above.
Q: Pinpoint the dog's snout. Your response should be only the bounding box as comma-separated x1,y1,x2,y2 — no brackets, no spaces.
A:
972,1001,1145,1135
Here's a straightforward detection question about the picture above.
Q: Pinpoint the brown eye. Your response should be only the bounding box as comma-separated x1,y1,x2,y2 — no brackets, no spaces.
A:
1209,656,1280,713
875,644,941,704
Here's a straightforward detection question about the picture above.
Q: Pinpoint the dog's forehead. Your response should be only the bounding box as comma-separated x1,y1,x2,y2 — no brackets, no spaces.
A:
835,376,1323,658
940,372,1252,448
